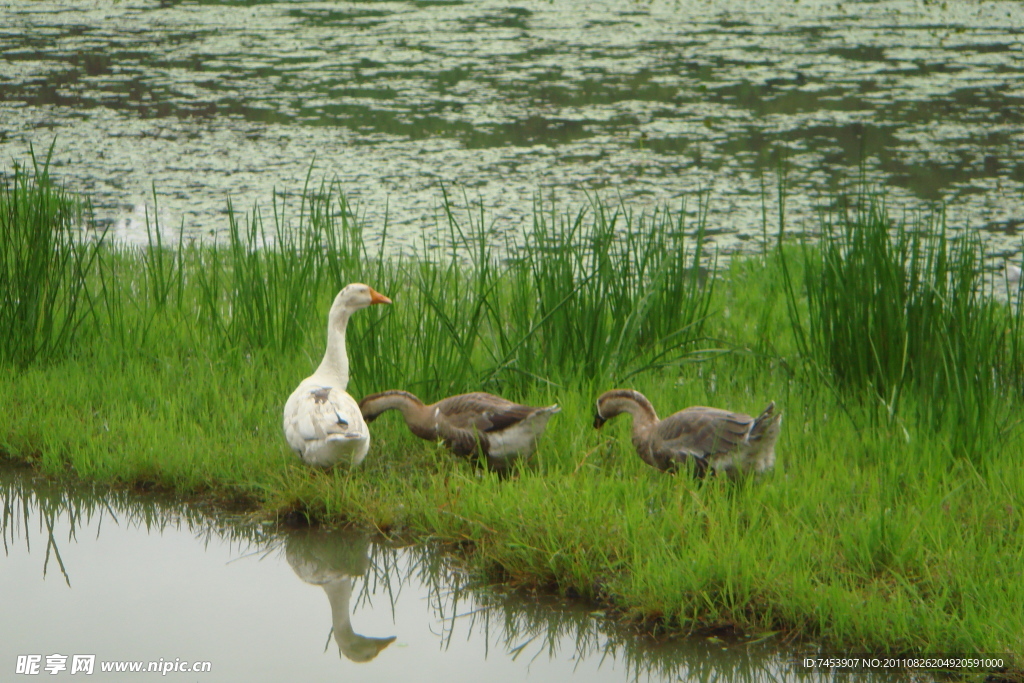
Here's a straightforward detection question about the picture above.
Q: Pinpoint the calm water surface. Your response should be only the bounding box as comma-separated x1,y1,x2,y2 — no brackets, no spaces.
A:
1,465,927,682
0,0,1022,264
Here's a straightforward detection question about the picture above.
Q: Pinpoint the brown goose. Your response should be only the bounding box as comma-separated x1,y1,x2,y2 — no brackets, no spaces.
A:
593,389,781,477
359,390,560,473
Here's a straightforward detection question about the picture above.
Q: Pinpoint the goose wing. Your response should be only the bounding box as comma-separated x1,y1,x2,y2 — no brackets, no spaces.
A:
435,392,534,433
436,423,485,458
654,406,753,458
284,384,367,453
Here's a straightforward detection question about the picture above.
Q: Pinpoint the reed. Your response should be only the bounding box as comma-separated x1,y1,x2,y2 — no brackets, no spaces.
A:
780,191,1024,459
0,147,102,367
401,191,715,396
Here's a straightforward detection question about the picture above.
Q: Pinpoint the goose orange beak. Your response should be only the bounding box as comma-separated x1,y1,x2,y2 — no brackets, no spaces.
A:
369,288,392,305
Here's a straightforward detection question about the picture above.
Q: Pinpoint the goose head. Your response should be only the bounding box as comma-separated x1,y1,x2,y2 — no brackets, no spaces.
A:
330,283,392,325
314,283,392,386
593,389,656,428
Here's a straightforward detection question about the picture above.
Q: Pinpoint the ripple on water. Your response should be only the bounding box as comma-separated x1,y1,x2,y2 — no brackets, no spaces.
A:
0,0,1022,266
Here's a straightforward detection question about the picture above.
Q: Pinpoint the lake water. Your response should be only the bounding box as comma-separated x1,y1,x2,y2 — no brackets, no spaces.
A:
0,464,929,682
0,0,1022,265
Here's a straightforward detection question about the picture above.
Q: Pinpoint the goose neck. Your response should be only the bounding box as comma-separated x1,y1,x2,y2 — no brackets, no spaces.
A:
624,400,659,438
379,393,435,436
315,308,353,386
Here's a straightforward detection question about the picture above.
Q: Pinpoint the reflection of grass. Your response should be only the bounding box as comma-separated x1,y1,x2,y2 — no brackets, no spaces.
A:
1,471,850,683
0,463,273,588
1,156,1022,677
394,542,845,683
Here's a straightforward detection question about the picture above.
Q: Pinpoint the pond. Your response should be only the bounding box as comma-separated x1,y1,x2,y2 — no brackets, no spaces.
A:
1,464,926,682
0,0,1022,264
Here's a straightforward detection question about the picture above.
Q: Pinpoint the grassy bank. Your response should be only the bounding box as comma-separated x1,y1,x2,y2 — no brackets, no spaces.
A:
2,156,1022,677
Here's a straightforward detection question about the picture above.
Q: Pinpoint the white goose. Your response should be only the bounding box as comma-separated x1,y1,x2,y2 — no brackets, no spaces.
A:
285,530,396,663
283,283,392,468
1007,263,1022,286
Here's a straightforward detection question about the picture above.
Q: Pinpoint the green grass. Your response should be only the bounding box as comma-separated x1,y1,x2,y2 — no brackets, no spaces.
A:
0,146,101,367
1,157,1022,678
781,192,1024,454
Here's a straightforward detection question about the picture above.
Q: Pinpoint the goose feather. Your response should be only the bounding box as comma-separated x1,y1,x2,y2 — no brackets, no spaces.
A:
360,390,559,473
594,389,781,477
283,283,391,468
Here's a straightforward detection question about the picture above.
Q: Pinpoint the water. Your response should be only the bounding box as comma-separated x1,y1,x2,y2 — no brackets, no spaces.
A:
1,465,929,682
0,0,1022,264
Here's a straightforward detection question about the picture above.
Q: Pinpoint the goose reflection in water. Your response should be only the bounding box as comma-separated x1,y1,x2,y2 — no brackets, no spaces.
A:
285,529,396,663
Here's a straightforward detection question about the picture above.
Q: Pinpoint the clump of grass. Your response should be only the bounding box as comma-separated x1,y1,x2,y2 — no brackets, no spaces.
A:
0,147,103,367
508,193,714,387
398,190,715,398
201,175,381,354
781,191,1024,457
